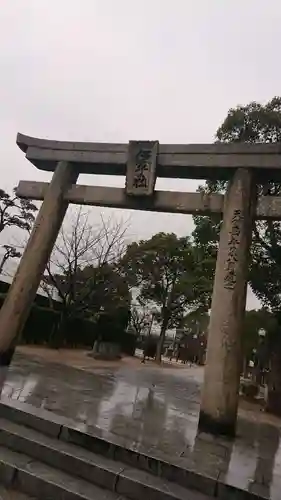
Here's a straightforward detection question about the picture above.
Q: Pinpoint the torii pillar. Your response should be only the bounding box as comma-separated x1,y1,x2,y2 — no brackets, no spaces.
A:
0,161,78,388
198,168,257,436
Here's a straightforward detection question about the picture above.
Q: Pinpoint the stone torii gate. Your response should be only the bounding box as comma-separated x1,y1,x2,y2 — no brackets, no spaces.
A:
2,133,281,437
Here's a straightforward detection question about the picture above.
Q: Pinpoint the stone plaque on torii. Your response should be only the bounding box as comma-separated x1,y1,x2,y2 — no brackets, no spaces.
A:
1,132,281,437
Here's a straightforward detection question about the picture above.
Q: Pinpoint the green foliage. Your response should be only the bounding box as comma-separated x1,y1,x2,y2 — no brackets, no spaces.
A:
123,233,210,325
192,96,281,314
0,245,22,274
0,188,37,234
121,232,212,361
46,262,131,348
181,309,210,335
0,188,37,273
22,306,61,345
76,263,130,321
0,283,131,350
16,303,132,350
216,97,281,144
95,309,135,355
242,309,277,360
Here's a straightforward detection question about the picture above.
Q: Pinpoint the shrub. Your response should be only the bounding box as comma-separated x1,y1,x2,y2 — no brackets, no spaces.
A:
0,288,133,352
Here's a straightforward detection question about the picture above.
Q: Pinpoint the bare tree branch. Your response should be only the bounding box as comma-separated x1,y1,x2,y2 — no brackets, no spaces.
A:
42,208,130,325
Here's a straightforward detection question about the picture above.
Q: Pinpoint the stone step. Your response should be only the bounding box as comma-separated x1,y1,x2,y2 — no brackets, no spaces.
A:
0,398,216,497
0,417,209,500
0,445,123,499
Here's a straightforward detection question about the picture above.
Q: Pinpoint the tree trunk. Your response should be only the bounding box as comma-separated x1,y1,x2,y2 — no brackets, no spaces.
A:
242,357,248,378
92,333,102,354
0,255,8,275
155,316,169,364
50,309,68,349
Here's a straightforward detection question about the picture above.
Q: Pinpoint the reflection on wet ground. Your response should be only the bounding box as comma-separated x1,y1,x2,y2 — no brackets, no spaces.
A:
3,351,281,498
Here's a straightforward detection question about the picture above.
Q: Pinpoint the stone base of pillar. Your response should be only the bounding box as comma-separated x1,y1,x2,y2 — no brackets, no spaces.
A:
198,411,236,437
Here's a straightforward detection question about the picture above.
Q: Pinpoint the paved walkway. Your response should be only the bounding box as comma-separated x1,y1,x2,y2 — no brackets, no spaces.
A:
2,347,281,499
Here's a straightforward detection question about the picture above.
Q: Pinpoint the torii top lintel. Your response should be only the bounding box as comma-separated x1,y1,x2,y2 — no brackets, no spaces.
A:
17,133,281,181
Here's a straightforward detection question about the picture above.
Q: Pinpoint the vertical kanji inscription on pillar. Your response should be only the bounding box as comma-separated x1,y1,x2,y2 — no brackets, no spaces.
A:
126,140,158,196
224,208,244,290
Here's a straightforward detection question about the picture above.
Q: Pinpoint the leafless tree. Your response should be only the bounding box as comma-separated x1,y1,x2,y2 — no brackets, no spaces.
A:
41,207,130,338
130,305,152,337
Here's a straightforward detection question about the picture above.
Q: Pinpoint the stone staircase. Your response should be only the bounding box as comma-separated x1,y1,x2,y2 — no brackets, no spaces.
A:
0,398,258,500
0,398,212,500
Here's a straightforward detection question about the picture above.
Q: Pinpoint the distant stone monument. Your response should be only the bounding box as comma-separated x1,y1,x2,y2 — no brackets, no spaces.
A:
1,133,281,436
89,341,121,361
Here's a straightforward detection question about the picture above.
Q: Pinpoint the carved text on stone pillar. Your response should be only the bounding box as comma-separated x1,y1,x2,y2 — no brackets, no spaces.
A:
224,209,244,290
126,141,158,197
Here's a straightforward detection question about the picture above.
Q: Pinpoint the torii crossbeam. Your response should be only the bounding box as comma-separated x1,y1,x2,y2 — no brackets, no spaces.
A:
1,133,281,438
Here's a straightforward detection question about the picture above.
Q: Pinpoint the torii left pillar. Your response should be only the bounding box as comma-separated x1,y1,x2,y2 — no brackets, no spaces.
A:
0,161,78,389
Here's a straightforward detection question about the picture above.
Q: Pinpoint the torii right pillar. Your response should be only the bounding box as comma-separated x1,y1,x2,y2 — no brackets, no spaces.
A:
199,167,257,437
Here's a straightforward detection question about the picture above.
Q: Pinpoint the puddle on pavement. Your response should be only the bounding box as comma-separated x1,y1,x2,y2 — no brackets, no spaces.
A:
2,375,39,402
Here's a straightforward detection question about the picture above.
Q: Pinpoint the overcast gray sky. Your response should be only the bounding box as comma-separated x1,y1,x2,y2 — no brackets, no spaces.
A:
1,0,281,308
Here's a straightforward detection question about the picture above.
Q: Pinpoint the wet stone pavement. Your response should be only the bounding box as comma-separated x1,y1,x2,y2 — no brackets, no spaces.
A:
2,351,281,499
